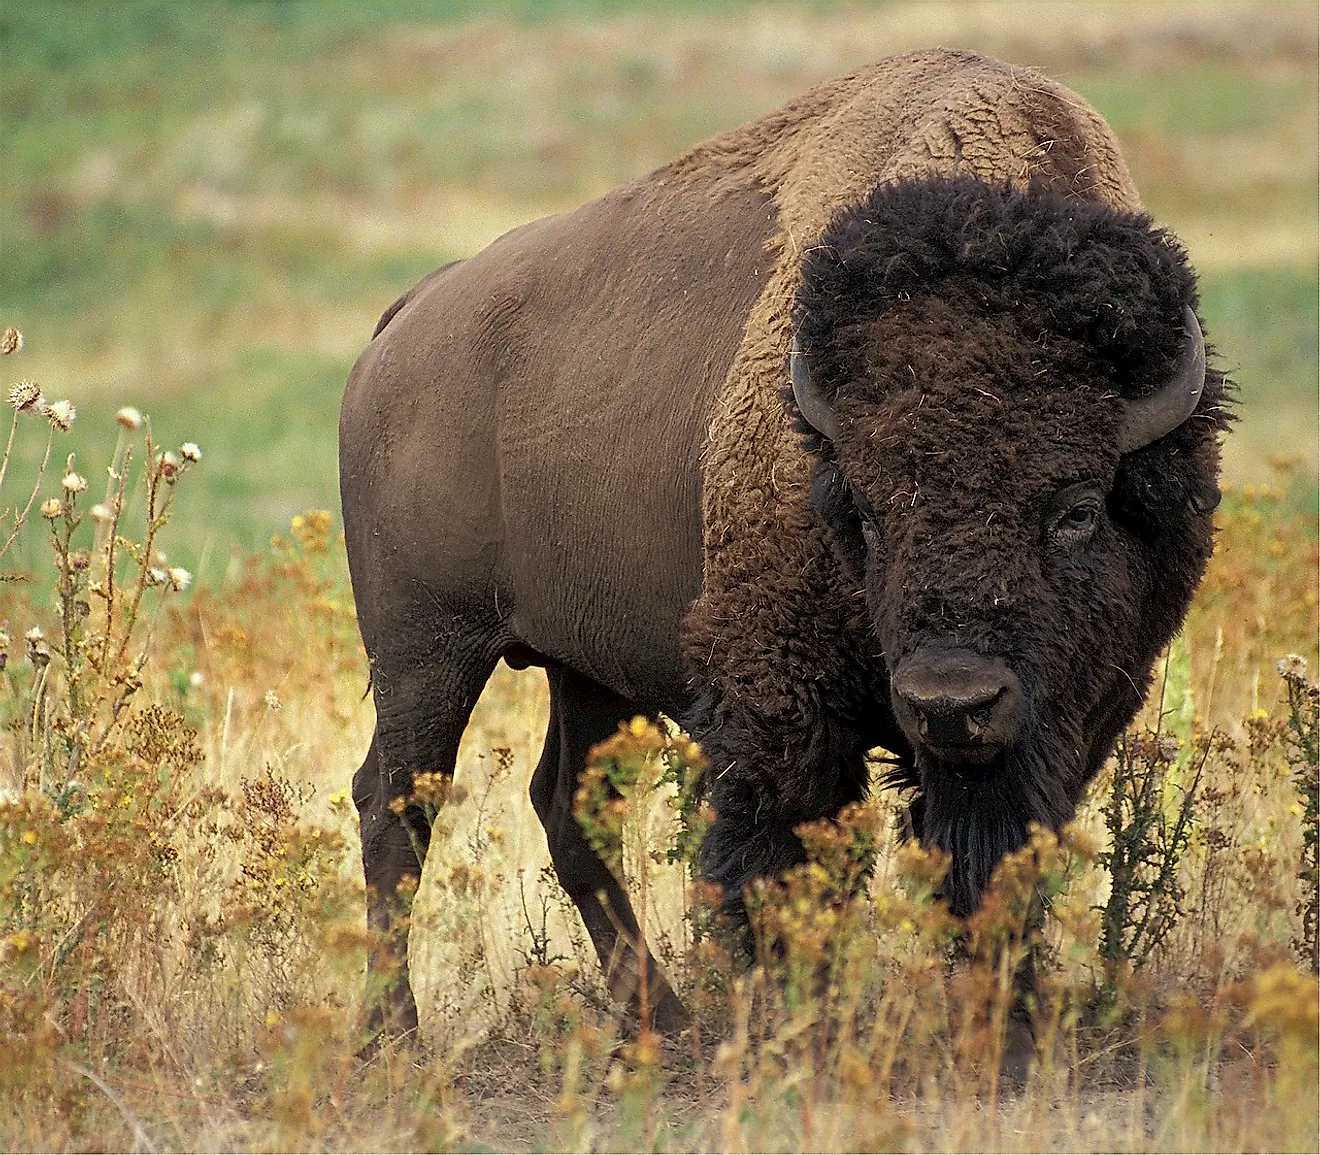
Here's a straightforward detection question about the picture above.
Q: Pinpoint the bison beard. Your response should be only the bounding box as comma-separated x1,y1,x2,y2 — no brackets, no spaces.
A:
907,734,1076,918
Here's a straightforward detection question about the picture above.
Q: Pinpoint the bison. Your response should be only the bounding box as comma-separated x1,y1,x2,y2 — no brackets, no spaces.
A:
340,49,1229,1039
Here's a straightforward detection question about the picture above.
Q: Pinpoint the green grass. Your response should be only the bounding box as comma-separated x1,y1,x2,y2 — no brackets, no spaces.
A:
1,352,346,586
2,0,1315,570
1075,64,1314,137
1201,266,1320,504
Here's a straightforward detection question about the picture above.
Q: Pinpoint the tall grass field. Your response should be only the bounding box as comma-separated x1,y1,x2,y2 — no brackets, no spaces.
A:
2,3,1316,1150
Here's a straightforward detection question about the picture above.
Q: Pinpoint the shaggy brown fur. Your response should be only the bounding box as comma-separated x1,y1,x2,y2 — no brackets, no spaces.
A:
768,175,1228,917
676,50,1159,918
684,49,1137,613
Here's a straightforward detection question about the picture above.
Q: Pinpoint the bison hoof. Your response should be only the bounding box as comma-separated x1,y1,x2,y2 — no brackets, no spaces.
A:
650,989,690,1036
620,988,690,1039
999,1011,1037,1091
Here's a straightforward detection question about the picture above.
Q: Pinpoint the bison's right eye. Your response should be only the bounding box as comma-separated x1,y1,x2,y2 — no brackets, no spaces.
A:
1044,482,1105,552
1061,504,1097,532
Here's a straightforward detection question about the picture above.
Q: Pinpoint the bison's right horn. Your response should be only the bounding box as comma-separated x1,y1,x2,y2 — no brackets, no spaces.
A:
790,348,841,443
1118,306,1206,454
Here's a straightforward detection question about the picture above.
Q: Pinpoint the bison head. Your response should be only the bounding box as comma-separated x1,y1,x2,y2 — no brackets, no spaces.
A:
789,177,1230,915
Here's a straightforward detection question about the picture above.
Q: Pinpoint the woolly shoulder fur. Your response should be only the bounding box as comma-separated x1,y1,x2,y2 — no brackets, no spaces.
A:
676,49,1143,696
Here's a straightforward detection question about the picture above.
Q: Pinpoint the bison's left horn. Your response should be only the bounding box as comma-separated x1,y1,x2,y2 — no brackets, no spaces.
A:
1118,306,1206,454
790,348,841,443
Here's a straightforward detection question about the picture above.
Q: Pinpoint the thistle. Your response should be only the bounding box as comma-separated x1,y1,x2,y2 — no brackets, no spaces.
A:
43,400,76,432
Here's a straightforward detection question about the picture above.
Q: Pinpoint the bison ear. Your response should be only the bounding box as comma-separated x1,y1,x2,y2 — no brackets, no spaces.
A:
790,349,841,443
810,461,867,579
1118,306,1206,454
1188,480,1222,517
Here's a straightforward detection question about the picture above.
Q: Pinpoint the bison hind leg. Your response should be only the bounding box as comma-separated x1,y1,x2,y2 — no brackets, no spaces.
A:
354,641,501,1044
531,666,688,1036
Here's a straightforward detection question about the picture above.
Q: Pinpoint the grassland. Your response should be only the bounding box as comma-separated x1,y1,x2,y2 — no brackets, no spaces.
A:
1,2,1317,1151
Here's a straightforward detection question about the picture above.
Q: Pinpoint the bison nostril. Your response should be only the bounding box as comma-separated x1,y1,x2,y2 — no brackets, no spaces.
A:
906,689,1001,741
912,698,994,746
966,697,1000,733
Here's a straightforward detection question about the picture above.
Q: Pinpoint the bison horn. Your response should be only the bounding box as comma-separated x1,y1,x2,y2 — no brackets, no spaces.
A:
1118,306,1206,454
790,348,841,443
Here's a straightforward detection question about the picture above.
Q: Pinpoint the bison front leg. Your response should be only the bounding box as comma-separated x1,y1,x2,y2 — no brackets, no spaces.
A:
531,667,688,1035
694,701,871,951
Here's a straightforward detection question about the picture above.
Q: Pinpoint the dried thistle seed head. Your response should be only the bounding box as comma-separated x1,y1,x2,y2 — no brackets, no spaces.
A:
167,566,191,591
44,399,75,432
69,550,90,571
114,406,143,430
157,450,180,482
61,471,87,493
39,497,63,519
89,503,112,522
24,625,43,643
8,381,42,411
146,566,167,586
180,441,201,462
1278,653,1309,682
1,328,22,355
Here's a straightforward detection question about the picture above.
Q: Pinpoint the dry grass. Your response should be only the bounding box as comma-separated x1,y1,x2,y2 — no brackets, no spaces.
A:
1,344,1316,1149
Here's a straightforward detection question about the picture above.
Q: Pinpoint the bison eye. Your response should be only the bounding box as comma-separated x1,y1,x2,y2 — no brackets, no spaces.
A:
1063,504,1097,530
1044,481,1106,551
1051,500,1100,548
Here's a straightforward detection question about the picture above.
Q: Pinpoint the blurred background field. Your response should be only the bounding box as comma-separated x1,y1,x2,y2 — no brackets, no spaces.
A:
3,0,1316,576
1,3,1317,1150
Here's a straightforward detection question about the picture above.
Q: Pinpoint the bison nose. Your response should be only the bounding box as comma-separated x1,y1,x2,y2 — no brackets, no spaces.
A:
891,647,1024,761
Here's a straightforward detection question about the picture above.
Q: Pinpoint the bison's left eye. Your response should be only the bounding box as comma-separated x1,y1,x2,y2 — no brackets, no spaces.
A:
1049,499,1101,549
1061,504,1097,531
